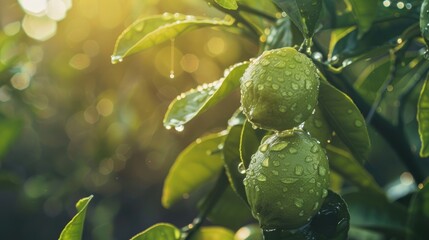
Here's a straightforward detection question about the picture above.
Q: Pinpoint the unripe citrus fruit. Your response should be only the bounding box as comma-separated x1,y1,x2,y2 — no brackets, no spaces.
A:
244,130,330,229
303,106,333,147
240,47,319,131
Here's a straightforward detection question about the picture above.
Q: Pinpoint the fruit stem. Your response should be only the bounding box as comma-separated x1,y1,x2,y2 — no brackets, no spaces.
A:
181,171,228,240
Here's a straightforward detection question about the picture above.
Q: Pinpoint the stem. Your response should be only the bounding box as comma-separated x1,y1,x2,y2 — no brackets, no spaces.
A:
181,171,228,240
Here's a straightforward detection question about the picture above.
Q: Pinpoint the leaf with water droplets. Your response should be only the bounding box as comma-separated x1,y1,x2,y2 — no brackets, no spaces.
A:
130,223,181,240
164,62,249,129
162,132,227,208
418,77,429,157
112,13,233,63
214,0,238,10
272,0,322,38
348,0,377,38
319,81,370,163
240,121,266,168
420,0,429,47
58,195,93,240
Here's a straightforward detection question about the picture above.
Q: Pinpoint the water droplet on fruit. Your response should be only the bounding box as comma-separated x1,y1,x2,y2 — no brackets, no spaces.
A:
259,144,268,152
281,178,298,184
279,106,286,112
310,144,319,153
291,83,299,90
355,120,363,127
312,202,319,210
309,189,315,194
309,178,316,183
294,198,304,208
261,59,270,66
313,163,318,170
289,64,296,69
294,113,303,123
262,158,269,167
294,55,303,63
272,170,279,175
272,84,279,90
283,187,288,192
291,103,297,111
273,160,280,167
305,156,313,162
285,71,291,76
322,189,328,197
318,166,327,176
257,84,264,90
299,210,304,216
305,80,312,89
257,174,267,182
272,141,289,151
267,76,272,81
347,109,353,114
255,186,260,192
238,162,246,174
289,147,298,154
295,165,303,175
274,61,286,68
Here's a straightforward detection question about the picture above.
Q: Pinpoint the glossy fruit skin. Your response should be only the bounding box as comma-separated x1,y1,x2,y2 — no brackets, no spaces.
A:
240,47,319,131
244,130,330,229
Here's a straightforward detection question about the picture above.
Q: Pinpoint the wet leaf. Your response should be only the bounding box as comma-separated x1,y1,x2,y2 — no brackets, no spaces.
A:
418,77,429,157
327,26,356,59
407,181,429,240
348,0,377,38
162,132,227,208
191,226,235,240
239,121,266,168
272,0,322,38
58,195,93,240
215,0,238,10
264,17,295,51
130,223,181,240
420,0,429,46
342,190,409,238
163,62,248,129
112,13,233,63
238,0,277,35
319,81,371,163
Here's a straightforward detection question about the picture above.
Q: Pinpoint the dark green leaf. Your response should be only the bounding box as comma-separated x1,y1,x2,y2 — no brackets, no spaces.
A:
0,117,22,160
418,77,429,157
207,187,253,230
326,138,383,195
112,14,233,63
163,62,248,129
223,125,247,201
319,81,371,163
0,171,21,190
239,121,266,168
162,132,226,208
407,181,429,240
130,223,181,240
58,195,93,240
420,0,429,46
191,226,235,240
215,0,238,10
264,17,300,51
227,109,246,127
348,0,377,38
272,0,322,38
238,0,277,35
342,190,409,237
327,26,356,60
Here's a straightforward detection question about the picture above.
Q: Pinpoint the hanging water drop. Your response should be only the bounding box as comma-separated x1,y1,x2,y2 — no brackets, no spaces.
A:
111,55,123,64
175,125,184,132
355,120,363,127
170,38,175,79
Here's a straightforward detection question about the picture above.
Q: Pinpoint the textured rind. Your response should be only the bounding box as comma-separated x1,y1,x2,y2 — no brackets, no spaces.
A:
240,47,319,131
244,131,330,229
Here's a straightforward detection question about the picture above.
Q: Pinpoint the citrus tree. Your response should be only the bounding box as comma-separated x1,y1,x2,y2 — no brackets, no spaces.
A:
59,0,429,239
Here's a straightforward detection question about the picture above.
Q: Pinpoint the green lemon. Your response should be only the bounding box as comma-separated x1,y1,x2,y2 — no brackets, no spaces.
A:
303,106,333,146
244,130,330,229
240,47,319,131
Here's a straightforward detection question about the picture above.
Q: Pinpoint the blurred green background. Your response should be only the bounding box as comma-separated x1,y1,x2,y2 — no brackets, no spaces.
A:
0,0,257,239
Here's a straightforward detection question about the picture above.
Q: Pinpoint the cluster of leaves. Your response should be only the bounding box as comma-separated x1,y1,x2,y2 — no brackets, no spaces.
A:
58,0,429,239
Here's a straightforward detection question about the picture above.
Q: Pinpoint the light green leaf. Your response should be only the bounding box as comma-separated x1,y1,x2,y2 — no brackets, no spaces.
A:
223,125,247,201
215,0,238,10
407,181,429,240
272,0,322,38
343,191,409,237
319,81,371,163
130,223,181,240
420,0,429,46
326,138,383,195
112,13,233,63
347,0,377,38
0,117,22,160
239,121,265,168
418,77,429,157
191,227,235,240
328,26,356,59
207,187,252,230
58,195,93,240
162,132,227,208
164,62,249,129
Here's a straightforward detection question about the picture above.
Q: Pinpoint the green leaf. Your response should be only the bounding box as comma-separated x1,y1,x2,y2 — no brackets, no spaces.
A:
326,137,383,195
162,132,227,208
342,190,409,238
239,121,265,168
207,187,253,230
0,117,22,160
58,195,93,240
238,0,277,35
191,227,235,240
407,181,429,240
420,0,429,46
327,26,356,59
319,81,371,163
223,125,247,201
418,77,429,157
163,62,249,129
112,13,233,63
272,0,322,38
215,0,238,10
264,17,295,51
130,223,181,240
347,0,377,38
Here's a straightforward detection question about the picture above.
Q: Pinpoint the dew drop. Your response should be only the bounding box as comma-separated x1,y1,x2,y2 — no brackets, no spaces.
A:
313,163,318,170
322,189,328,198
294,198,304,208
291,83,299,90
305,156,313,163
262,158,269,167
267,76,273,81
271,141,289,151
287,91,293,96
274,61,286,68
257,84,264,90
257,174,267,182
175,125,184,132
165,125,172,130
273,160,280,167
279,106,286,113
289,147,298,154
314,119,323,128
289,64,296,69
294,113,303,123
294,55,303,63
318,166,327,176
283,187,288,192
299,187,304,192
259,144,268,152
169,38,175,79
305,80,312,90
299,210,304,216
281,178,298,184
355,120,363,127
347,109,353,114
309,189,315,194
312,202,319,210
255,186,260,192
291,103,297,111
310,144,319,153
261,59,270,66
294,165,303,175
111,55,123,64
238,162,246,174
272,84,279,90
309,178,316,184
285,71,292,76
